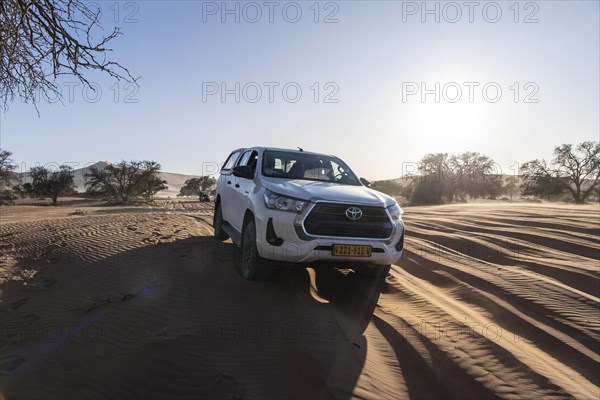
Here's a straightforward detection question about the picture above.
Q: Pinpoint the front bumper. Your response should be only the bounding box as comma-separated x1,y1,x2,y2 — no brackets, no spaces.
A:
253,205,404,266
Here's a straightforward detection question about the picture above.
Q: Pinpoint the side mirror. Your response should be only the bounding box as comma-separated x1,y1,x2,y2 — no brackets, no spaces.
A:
360,177,371,187
232,165,254,179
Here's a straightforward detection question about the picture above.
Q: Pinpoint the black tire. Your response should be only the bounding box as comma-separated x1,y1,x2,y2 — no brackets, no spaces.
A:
241,220,273,281
355,264,391,278
213,202,229,241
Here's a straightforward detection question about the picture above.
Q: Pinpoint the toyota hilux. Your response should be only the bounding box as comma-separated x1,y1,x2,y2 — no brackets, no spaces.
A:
213,147,405,280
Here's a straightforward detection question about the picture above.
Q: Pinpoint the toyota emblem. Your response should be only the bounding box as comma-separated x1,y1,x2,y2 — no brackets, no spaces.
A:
345,207,363,220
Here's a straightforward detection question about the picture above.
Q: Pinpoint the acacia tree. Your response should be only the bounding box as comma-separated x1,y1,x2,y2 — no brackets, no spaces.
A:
502,176,520,200
521,160,564,199
137,174,168,201
554,142,600,203
521,141,600,204
85,161,166,202
29,165,75,205
12,182,34,197
199,175,216,192
411,153,454,204
0,0,136,108
0,148,18,202
178,178,202,197
410,152,503,204
178,176,217,197
370,179,403,197
0,149,17,188
449,152,498,200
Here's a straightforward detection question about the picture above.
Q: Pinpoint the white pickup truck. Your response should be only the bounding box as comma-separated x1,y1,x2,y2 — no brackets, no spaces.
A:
213,147,405,280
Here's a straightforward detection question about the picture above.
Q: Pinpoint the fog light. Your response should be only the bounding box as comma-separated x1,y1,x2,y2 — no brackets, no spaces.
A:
266,218,284,246
395,231,404,251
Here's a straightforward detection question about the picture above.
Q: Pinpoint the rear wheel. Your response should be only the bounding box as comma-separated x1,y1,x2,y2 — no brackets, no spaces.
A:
355,264,391,278
241,220,273,281
213,202,229,241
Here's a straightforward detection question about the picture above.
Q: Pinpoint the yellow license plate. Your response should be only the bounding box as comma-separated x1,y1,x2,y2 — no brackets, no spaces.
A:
332,244,372,257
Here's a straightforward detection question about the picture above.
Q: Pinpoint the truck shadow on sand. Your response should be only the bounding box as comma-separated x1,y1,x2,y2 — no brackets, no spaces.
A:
1,235,386,400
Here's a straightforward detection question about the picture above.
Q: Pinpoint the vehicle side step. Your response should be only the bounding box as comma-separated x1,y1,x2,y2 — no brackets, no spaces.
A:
222,223,242,247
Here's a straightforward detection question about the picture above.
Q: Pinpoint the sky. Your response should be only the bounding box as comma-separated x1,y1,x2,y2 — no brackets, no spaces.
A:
1,0,599,180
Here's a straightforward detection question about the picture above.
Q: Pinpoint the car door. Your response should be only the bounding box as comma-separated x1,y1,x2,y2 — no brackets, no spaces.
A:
229,150,258,232
219,150,242,224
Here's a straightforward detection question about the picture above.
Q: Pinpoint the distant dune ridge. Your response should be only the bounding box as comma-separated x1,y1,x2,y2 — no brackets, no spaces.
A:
16,161,201,198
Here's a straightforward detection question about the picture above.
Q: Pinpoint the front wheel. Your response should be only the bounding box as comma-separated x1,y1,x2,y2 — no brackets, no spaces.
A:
355,264,391,278
213,202,229,241
241,220,273,281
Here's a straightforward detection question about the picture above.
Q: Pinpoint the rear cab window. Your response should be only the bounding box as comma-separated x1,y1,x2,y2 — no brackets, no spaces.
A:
221,150,243,173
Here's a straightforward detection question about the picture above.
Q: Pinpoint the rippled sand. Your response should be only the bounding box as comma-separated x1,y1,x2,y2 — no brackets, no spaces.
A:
1,200,598,399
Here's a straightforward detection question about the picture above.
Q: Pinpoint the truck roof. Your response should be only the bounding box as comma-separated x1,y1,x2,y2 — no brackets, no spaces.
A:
248,146,337,158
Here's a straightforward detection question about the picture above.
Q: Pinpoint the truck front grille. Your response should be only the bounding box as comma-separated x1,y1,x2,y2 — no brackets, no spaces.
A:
303,203,392,239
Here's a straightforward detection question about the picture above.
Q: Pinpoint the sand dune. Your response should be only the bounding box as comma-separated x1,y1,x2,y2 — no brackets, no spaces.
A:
0,201,598,399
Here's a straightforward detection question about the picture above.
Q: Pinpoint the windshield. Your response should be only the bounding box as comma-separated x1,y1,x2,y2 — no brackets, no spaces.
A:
261,150,361,185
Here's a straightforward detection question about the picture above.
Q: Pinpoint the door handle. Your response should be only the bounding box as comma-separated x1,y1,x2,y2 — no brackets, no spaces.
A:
235,183,240,188
227,180,231,185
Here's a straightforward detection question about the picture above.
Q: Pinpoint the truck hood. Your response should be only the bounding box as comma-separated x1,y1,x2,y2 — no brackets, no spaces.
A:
261,179,397,207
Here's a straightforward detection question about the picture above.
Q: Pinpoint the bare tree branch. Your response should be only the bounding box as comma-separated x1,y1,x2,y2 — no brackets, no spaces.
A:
0,0,137,109
522,141,600,203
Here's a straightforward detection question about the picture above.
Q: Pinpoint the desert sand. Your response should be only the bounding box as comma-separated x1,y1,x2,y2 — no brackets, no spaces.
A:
0,199,598,399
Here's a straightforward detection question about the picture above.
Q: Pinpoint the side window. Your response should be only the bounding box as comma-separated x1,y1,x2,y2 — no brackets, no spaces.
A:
236,150,252,167
236,150,259,177
222,151,241,172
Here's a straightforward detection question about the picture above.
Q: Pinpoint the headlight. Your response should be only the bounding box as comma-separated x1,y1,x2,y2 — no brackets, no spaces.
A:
263,190,307,213
387,203,403,220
